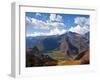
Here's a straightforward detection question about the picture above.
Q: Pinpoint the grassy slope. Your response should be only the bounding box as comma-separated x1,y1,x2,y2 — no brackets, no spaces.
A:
47,51,81,65
46,50,89,65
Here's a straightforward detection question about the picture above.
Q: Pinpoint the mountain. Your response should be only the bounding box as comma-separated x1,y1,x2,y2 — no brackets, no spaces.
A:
83,32,89,44
26,31,89,59
26,36,47,51
42,36,61,52
58,31,89,59
84,32,89,40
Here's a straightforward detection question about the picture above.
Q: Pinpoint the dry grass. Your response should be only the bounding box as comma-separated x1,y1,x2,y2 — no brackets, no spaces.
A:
57,60,81,65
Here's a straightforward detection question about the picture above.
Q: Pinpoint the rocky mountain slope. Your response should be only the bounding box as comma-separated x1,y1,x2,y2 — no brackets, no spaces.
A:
26,31,90,66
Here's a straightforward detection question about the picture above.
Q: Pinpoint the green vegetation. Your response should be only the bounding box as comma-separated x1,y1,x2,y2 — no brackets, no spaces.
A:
47,50,68,60
46,50,81,65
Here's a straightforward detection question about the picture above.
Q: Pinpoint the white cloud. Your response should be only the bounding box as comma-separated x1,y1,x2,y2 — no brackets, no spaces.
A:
74,17,89,27
26,17,50,29
69,17,90,34
49,27,66,35
35,13,41,16
49,14,56,22
50,22,65,29
69,25,89,34
49,14,63,22
26,13,67,37
26,32,47,37
26,14,64,30
26,29,67,37
56,15,63,22
31,18,48,29
26,17,31,24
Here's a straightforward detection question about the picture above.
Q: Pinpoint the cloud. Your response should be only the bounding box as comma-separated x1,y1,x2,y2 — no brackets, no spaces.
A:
69,25,89,34
49,14,56,22
26,17,32,24
26,29,67,37
69,17,90,34
26,14,64,30
35,13,41,16
49,14,63,22
56,15,63,22
74,17,90,27
26,17,50,29
49,27,66,35
31,18,49,29
26,32,47,37
26,15,67,37
50,22,65,29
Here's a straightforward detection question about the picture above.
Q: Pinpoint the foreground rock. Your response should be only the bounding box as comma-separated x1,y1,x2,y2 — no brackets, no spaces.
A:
26,46,57,67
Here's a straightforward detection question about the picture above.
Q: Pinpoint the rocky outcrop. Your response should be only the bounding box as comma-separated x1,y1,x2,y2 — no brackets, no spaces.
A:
75,50,90,64
26,46,57,67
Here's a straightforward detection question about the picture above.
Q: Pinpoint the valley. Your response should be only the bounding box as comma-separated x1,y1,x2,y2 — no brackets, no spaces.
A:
26,31,90,67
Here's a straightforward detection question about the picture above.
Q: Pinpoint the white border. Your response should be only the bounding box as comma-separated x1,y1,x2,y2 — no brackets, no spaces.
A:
11,2,97,78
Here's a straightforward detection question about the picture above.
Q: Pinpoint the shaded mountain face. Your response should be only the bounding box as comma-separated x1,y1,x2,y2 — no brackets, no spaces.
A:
42,36,61,52
84,32,89,40
26,36,46,49
26,31,89,59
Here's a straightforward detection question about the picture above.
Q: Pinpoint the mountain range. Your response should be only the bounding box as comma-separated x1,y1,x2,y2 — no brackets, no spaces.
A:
26,31,89,59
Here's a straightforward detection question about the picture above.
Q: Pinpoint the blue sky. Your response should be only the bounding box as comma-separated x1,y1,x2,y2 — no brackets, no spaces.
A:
26,12,90,36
